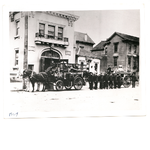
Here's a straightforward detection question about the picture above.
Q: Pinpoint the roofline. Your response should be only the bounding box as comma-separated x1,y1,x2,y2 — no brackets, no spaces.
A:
106,32,139,42
106,32,123,41
91,41,110,51
10,11,79,22
77,54,102,59
76,40,95,45
75,31,95,44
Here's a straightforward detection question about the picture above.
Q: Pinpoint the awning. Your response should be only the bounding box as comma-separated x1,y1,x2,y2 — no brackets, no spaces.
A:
113,53,119,57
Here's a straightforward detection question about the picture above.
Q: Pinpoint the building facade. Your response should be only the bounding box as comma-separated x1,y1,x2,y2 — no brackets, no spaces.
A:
92,32,139,74
74,31,101,74
9,11,79,74
92,41,109,73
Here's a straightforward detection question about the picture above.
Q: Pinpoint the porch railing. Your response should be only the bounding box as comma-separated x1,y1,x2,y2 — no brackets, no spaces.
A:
35,33,69,42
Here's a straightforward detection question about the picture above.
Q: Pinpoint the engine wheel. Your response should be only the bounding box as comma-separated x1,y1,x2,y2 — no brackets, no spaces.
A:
74,77,83,90
123,76,131,88
65,81,72,90
55,80,63,91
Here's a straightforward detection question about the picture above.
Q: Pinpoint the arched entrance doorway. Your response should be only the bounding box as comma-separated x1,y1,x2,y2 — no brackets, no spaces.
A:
40,49,61,71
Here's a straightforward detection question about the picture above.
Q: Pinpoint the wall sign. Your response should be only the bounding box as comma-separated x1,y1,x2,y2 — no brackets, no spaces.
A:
65,51,71,56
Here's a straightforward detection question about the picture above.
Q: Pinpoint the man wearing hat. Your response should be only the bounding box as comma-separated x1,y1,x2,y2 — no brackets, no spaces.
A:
131,72,137,88
114,73,118,89
109,73,113,89
88,72,94,90
99,73,104,89
93,72,98,90
117,74,121,88
104,72,108,89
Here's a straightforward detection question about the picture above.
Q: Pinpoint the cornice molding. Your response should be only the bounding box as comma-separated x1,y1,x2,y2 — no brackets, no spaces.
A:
45,11,79,22
38,11,79,27
10,11,79,26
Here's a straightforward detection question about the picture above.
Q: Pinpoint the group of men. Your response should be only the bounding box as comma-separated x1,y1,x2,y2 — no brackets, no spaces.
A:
88,72,137,90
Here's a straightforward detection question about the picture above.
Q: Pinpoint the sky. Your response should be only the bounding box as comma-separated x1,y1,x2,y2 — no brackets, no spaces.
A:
67,10,140,46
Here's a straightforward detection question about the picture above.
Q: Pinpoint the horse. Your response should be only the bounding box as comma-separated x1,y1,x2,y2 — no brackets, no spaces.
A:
23,69,50,92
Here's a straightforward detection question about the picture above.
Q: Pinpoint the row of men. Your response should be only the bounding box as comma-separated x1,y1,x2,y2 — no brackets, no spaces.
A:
88,72,137,90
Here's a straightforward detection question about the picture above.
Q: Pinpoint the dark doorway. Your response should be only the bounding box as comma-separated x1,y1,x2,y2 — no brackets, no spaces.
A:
40,58,60,72
44,58,59,70
40,50,61,72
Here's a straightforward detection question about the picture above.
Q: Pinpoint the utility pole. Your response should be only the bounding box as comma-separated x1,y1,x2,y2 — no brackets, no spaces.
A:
23,12,28,89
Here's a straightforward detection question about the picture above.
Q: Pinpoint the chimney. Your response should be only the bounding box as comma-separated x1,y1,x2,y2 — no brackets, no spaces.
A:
85,34,87,41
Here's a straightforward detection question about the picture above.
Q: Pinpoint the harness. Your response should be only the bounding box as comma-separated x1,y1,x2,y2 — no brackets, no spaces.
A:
30,70,34,78
39,72,45,79
30,70,37,80
30,71,46,81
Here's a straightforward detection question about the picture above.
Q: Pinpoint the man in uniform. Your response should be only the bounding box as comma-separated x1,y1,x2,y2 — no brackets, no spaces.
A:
107,65,111,75
104,72,108,89
88,72,93,90
114,73,118,89
99,73,104,89
109,73,113,89
117,74,121,88
93,72,98,90
131,72,137,88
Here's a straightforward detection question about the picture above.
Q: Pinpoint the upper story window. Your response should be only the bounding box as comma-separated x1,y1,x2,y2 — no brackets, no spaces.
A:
105,49,107,55
15,50,19,66
48,25,55,38
133,57,136,69
128,56,131,65
39,23,45,37
58,27,63,40
16,20,20,36
114,42,119,53
134,45,137,54
129,44,131,53
114,57,118,66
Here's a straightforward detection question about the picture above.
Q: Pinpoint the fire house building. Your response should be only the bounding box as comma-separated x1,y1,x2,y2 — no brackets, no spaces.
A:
9,11,79,74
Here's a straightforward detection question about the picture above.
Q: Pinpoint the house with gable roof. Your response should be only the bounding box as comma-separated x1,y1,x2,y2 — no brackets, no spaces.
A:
74,31,102,74
92,32,139,75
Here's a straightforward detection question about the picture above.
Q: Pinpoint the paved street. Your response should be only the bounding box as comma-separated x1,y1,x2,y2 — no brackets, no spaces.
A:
3,82,141,117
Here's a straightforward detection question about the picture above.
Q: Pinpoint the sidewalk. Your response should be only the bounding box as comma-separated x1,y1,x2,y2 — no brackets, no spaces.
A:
10,81,23,91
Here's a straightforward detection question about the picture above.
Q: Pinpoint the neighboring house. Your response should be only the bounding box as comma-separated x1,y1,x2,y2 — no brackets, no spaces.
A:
91,41,109,73
74,31,101,74
92,32,139,75
9,11,79,74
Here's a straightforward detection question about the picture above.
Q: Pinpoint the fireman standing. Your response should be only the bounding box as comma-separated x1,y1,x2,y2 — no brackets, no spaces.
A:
93,72,98,90
131,72,137,88
88,72,94,90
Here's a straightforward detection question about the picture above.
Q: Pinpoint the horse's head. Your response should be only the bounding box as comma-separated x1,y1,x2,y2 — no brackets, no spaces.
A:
22,69,33,78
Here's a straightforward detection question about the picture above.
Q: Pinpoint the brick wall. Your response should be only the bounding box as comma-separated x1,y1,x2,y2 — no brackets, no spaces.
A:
106,35,127,71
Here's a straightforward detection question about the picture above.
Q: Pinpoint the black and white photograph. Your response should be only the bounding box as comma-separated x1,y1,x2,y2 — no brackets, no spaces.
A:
2,4,146,118
1,1,150,150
